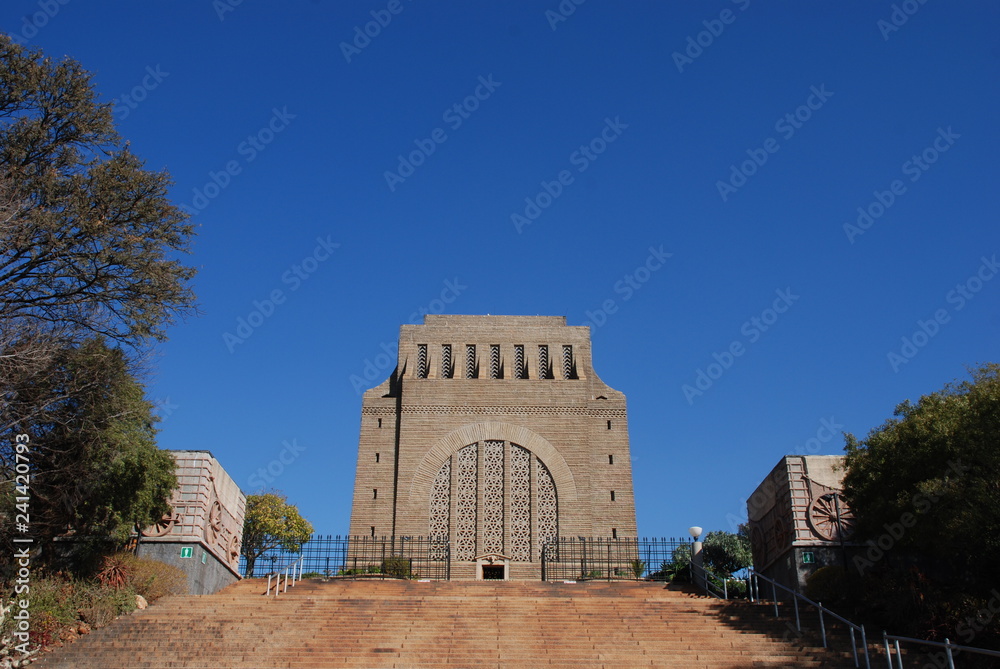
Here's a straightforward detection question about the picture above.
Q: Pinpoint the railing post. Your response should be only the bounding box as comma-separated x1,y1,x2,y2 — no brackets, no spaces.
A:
819,603,827,648
850,627,858,668
883,631,891,669
723,578,727,600
944,638,954,669
793,591,800,632
893,640,902,669
771,581,779,618
861,625,870,669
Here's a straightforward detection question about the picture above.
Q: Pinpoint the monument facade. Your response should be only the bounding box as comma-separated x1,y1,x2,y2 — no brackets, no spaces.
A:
348,315,637,579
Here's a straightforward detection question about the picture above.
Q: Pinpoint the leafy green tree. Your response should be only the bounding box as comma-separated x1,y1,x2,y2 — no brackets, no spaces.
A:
841,363,1000,642
0,35,195,351
0,338,176,572
0,34,194,574
702,527,753,578
0,35,196,441
241,493,314,576
842,364,999,582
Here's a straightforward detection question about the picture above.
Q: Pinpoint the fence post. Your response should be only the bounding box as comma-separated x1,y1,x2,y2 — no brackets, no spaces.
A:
944,638,955,669
607,539,611,582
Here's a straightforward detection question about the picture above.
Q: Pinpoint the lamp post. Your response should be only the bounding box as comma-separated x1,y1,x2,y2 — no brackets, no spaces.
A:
689,526,703,589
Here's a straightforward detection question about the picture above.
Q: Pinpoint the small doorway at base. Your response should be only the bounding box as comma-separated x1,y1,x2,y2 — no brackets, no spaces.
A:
482,565,504,580
474,553,510,580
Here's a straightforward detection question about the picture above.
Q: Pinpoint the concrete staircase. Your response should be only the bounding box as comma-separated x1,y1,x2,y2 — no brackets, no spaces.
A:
34,579,856,669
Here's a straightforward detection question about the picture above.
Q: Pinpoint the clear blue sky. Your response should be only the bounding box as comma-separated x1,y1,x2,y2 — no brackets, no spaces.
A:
6,1,997,538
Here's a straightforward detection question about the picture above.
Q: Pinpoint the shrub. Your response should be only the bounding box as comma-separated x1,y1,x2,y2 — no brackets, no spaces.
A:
0,573,137,652
96,553,132,590
725,578,748,599
381,556,412,579
95,552,187,600
630,559,646,579
805,566,848,605
129,557,188,601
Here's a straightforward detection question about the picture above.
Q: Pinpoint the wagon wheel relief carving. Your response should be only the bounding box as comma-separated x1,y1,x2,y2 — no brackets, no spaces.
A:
228,533,241,566
772,516,791,549
808,492,855,542
206,500,224,544
142,510,181,537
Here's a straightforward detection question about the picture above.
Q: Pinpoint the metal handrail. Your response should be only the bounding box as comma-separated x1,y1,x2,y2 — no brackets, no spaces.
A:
748,568,870,669
265,555,304,596
689,561,729,599
882,632,1000,668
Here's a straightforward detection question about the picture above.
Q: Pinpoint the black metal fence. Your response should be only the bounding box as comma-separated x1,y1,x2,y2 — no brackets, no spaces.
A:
540,537,692,581
240,535,450,581
241,535,692,583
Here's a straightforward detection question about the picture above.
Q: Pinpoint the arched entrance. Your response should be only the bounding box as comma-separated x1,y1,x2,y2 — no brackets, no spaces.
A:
428,440,559,570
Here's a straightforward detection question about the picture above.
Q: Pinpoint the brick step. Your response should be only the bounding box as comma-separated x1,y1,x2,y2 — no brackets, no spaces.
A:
35,581,856,669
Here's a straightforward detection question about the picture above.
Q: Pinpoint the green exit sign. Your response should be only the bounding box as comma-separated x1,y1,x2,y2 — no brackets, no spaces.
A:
802,552,815,564
180,546,193,558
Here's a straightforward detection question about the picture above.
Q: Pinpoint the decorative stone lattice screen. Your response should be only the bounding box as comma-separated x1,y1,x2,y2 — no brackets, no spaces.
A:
430,440,557,562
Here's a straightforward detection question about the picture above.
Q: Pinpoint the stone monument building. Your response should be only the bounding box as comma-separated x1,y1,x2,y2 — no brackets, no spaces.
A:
136,450,245,594
746,455,857,590
348,315,637,579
